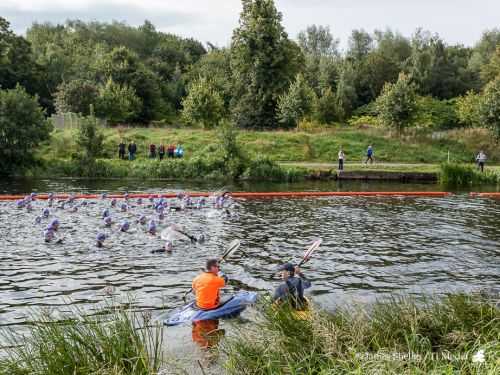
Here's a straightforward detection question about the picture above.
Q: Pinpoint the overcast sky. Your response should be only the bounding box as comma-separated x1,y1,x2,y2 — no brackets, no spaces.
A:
2,0,499,49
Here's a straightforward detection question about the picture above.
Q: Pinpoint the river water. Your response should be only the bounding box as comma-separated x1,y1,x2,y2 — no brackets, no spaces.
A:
1,178,499,366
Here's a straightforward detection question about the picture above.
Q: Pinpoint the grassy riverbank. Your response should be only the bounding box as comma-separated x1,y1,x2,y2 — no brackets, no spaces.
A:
41,126,499,165
223,293,500,374
1,293,497,374
30,126,500,184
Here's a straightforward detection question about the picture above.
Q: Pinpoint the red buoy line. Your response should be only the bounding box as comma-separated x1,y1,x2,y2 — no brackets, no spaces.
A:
0,191,455,201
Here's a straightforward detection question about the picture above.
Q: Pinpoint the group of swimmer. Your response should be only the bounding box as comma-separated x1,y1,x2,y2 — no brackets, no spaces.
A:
16,191,233,251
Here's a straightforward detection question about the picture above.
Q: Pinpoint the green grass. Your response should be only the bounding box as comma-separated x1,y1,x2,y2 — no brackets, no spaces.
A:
222,293,500,374
34,126,500,181
440,163,500,186
42,126,500,165
0,305,164,375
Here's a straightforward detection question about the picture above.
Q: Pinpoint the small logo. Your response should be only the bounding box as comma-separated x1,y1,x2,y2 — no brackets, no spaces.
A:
472,349,485,364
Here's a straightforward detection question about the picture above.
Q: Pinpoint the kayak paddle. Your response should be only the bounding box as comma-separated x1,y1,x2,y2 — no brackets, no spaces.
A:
161,225,198,243
182,239,241,302
297,239,322,267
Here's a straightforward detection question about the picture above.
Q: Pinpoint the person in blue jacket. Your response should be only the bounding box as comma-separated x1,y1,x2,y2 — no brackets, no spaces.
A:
365,145,374,164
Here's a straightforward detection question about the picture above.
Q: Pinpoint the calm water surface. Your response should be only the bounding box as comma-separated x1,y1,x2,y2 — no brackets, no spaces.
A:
1,178,499,364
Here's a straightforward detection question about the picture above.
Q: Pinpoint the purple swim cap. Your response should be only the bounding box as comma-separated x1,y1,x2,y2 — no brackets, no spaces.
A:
50,219,59,228
104,216,112,226
120,203,127,212
102,209,110,218
42,208,50,217
96,233,106,242
148,221,157,234
120,220,130,231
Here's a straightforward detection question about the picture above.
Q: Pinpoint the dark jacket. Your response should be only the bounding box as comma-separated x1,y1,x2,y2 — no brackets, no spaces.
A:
273,273,311,309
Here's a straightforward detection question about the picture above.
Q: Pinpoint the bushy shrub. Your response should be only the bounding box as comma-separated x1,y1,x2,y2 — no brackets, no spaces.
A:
414,96,460,130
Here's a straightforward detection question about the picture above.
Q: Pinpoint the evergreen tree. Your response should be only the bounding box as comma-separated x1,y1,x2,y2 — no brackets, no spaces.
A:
230,0,303,128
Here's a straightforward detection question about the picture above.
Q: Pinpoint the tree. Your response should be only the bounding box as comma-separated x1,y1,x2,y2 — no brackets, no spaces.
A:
181,77,225,128
456,91,482,128
480,46,500,84
230,0,303,128
347,29,373,61
277,74,316,128
479,76,500,140
298,25,339,57
406,32,478,99
76,111,105,174
185,49,232,109
0,17,42,101
54,79,99,115
335,63,358,121
313,87,339,124
96,79,142,124
376,73,417,134
0,86,52,175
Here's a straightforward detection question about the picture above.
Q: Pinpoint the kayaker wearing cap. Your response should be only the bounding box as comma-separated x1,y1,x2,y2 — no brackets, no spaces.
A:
192,259,228,310
273,263,311,309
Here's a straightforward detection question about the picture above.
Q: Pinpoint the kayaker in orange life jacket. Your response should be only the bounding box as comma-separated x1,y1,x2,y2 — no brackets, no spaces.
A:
192,259,228,310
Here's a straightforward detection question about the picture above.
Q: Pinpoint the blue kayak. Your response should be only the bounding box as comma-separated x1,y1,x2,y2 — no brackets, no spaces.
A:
164,291,258,326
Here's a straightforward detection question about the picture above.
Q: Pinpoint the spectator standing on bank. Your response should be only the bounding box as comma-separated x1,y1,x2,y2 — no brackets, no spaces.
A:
128,141,137,161
338,147,345,171
149,143,156,159
175,144,184,158
476,150,487,172
167,144,175,158
158,144,166,160
365,145,374,164
118,140,126,160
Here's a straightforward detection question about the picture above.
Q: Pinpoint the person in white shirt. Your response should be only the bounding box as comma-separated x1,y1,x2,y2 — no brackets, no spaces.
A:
476,151,487,172
338,148,345,171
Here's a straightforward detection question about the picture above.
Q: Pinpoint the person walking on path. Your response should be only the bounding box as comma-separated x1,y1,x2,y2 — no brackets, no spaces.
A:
338,148,345,171
118,140,126,160
476,150,487,172
365,145,374,164
128,141,137,161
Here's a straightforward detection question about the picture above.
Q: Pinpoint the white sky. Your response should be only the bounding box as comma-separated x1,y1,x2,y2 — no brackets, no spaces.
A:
2,0,499,49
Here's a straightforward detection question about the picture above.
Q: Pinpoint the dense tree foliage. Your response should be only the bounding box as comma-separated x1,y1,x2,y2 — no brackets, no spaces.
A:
54,79,99,115
0,86,52,174
181,77,225,128
1,1,499,132
479,76,500,140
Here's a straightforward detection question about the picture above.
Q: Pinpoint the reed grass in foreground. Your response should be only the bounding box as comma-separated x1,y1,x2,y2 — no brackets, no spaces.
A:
0,306,164,375
222,293,500,374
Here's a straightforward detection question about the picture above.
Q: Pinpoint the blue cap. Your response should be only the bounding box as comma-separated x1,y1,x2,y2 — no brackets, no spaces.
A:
96,233,106,242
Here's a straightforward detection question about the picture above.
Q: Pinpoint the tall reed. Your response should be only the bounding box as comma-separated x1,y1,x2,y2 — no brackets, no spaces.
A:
222,293,500,374
0,306,164,375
